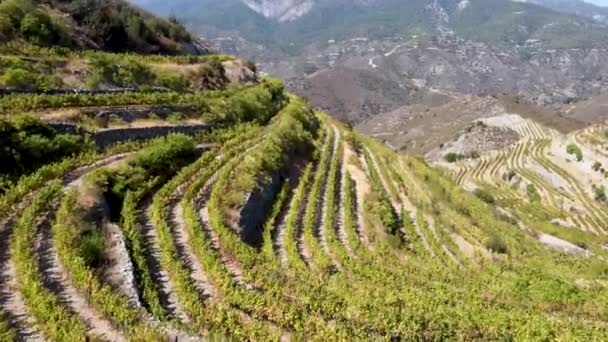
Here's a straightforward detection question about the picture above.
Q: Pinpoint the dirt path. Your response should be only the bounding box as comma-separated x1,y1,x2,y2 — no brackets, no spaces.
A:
196,174,251,289
0,216,44,341
273,183,299,265
336,133,354,257
139,202,190,322
343,143,374,251
317,125,342,269
35,206,126,342
364,146,401,212
168,189,217,298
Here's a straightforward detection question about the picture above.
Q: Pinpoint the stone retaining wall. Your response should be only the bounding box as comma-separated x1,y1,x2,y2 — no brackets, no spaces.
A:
238,173,283,247
0,87,174,96
48,122,210,149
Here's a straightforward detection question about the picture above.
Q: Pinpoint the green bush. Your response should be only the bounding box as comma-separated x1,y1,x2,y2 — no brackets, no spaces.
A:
567,144,583,162
0,67,37,89
444,153,465,163
483,234,508,254
0,115,90,182
594,185,606,202
157,71,190,91
0,66,64,91
0,0,65,46
91,134,197,218
196,58,227,89
78,228,105,269
592,162,602,172
87,55,156,88
526,184,541,202
474,188,496,205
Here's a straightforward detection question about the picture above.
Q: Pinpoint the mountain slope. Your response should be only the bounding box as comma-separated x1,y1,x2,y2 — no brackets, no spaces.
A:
519,0,608,23
131,0,608,52
130,0,608,126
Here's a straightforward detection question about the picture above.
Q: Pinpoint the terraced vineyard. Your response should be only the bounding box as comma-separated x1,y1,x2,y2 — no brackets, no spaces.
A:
2,86,608,339
1,6,608,338
447,115,608,257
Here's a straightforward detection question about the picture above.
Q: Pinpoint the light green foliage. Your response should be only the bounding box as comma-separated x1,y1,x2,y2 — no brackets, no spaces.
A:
483,234,508,254
157,71,190,91
593,185,606,202
0,0,65,46
89,134,197,215
567,143,583,161
526,184,541,202
0,58,64,91
220,96,316,212
87,55,156,88
474,188,496,204
78,229,105,269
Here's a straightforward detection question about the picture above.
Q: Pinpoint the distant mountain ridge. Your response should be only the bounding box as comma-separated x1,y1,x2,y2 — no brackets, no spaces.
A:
130,0,608,126
514,0,608,23
130,0,608,52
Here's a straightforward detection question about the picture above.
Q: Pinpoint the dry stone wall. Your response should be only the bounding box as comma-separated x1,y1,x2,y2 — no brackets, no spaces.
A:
48,122,210,149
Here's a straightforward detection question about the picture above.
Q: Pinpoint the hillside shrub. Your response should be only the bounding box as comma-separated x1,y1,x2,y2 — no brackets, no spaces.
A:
444,151,479,163
526,184,541,202
483,234,508,254
219,96,317,212
0,67,37,89
89,134,197,218
444,153,464,163
592,162,602,172
0,115,90,184
0,66,64,91
0,0,66,46
199,78,286,126
157,71,190,91
195,58,228,89
78,229,105,269
567,144,583,161
87,55,156,88
474,188,496,204
593,185,606,202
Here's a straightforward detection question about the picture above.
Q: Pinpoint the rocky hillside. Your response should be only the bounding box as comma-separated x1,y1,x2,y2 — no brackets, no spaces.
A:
131,0,608,125
519,0,608,23
0,0,212,54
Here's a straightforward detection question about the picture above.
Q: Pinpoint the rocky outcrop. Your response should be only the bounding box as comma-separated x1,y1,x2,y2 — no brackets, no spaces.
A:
241,0,314,22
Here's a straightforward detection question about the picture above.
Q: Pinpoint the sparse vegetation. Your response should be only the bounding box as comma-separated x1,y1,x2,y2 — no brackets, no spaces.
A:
474,188,496,204
567,143,583,161
444,151,480,163
483,234,507,254
593,185,606,202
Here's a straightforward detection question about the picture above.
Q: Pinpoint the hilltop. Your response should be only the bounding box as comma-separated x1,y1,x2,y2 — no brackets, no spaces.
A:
0,0,211,54
0,2,607,341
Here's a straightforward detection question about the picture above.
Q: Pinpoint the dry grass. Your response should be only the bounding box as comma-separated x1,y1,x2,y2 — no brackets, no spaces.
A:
39,109,82,122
